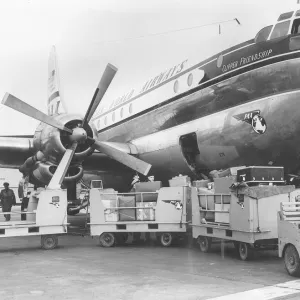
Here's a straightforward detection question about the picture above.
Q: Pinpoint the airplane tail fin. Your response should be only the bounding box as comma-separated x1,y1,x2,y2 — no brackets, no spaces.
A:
47,46,67,116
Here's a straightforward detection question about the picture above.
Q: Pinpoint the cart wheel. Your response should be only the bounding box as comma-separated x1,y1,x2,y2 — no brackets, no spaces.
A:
284,244,300,277
99,233,115,247
116,233,129,246
239,242,254,261
41,235,58,250
160,233,173,247
198,236,212,253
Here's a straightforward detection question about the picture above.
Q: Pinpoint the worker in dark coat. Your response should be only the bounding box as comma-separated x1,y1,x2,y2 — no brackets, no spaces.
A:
0,182,16,221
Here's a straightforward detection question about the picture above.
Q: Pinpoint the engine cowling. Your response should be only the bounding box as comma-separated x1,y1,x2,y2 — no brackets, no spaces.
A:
21,113,98,186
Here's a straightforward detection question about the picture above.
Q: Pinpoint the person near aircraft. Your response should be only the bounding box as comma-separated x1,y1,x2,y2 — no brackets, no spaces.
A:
147,175,155,182
0,182,16,221
18,175,30,220
130,174,140,192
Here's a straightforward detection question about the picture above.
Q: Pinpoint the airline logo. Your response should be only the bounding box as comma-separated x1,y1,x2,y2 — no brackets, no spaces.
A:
233,110,267,134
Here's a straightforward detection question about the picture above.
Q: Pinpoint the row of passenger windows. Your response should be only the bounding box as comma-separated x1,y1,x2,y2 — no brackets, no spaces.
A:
97,71,195,128
173,72,193,93
96,103,133,128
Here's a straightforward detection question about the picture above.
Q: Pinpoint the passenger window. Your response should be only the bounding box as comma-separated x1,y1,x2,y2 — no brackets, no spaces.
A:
291,18,300,34
255,25,272,43
270,21,290,40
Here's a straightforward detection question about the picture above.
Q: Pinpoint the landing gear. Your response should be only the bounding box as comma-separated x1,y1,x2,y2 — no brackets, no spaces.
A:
41,235,58,250
99,233,115,247
198,236,212,253
284,244,300,277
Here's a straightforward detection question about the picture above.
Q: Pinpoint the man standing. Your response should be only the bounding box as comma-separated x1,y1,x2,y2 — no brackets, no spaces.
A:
0,182,16,221
18,175,29,220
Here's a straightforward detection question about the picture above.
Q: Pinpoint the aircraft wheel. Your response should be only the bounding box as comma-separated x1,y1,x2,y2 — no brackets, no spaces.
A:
160,233,173,247
284,244,300,277
238,242,254,261
41,235,58,250
99,233,115,247
198,236,212,253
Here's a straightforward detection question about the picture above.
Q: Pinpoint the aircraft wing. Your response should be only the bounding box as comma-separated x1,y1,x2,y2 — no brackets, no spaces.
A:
0,136,34,168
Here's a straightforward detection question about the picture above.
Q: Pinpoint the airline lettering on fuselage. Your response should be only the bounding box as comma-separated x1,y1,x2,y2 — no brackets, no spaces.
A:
108,59,188,111
140,59,188,94
233,110,260,124
221,49,272,73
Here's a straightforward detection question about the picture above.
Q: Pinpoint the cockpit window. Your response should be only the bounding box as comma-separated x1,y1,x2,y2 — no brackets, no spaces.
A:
255,25,272,43
291,18,300,34
270,20,290,40
296,10,300,17
277,11,294,21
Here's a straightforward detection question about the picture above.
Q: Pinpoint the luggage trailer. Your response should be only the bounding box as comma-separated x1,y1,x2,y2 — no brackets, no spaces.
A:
0,189,69,250
87,186,189,247
278,189,300,277
190,186,294,260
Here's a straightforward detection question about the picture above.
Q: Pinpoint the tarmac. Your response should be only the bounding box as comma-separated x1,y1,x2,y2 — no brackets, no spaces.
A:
0,208,300,300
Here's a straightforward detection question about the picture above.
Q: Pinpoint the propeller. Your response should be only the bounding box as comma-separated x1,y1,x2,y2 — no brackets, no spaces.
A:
92,140,151,176
2,62,152,186
82,63,117,128
48,142,78,189
2,93,72,134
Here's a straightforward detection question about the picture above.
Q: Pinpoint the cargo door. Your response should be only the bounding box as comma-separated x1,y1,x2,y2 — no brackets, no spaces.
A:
179,132,205,178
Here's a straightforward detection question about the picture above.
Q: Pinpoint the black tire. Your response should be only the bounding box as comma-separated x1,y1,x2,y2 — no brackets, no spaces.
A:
160,233,173,247
99,233,115,247
198,236,212,253
115,233,129,246
239,242,254,261
41,235,58,250
284,244,300,277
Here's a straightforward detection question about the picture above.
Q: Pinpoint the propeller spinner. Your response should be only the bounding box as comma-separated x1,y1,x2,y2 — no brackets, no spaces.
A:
2,63,152,188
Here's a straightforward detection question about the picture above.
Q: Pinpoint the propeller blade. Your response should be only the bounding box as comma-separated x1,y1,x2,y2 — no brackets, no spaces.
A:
48,142,78,189
2,93,72,134
93,140,151,176
82,63,117,127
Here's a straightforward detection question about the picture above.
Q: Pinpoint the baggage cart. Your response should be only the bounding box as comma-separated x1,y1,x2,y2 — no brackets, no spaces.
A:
190,184,294,260
88,186,189,247
278,189,300,276
0,189,68,250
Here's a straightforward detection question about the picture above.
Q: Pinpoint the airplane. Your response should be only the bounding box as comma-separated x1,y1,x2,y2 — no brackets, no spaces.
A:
1,8,300,204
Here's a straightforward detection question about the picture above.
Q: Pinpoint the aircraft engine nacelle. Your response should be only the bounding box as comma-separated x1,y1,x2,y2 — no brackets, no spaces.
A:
29,161,84,186
21,113,98,186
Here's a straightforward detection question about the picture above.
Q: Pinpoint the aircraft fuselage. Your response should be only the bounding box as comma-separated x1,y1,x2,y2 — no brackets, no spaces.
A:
91,29,300,185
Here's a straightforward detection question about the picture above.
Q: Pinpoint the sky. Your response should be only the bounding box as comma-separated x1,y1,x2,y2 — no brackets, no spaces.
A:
0,0,297,134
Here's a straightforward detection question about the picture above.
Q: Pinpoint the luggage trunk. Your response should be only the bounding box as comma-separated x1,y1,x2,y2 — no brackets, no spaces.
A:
237,166,284,183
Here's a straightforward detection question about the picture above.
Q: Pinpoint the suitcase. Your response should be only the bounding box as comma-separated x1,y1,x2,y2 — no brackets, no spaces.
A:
118,196,136,221
237,166,284,183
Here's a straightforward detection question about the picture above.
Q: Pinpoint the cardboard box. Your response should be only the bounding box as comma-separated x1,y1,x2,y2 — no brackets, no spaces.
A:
192,180,210,188
102,199,118,222
104,209,118,222
169,175,191,187
215,204,230,223
135,181,161,202
213,176,236,193
118,196,136,221
136,202,156,221
214,195,231,204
